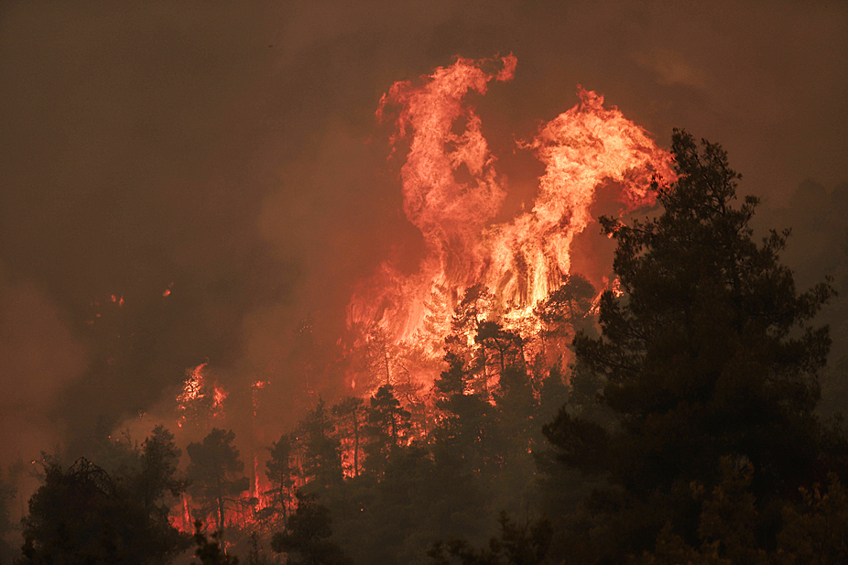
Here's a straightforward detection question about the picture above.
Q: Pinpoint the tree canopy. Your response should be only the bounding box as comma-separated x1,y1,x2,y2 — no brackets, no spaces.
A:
186,429,250,532
543,129,842,562
20,435,188,565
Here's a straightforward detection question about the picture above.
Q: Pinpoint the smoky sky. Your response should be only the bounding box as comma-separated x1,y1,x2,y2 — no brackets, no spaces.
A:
1,0,846,465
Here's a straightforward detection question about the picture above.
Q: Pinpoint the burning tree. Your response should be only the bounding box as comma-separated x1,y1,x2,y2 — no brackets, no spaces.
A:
177,363,228,431
347,54,675,395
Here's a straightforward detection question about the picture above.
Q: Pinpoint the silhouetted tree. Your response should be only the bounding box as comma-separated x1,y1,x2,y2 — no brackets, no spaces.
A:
444,284,492,383
476,321,524,385
537,364,570,424
432,353,495,472
449,284,494,348
265,433,296,525
0,471,15,538
633,460,848,564
135,425,187,515
534,273,595,344
362,385,411,477
332,397,366,477
270,491,351,565
297,399,343,490
90,416,143,480
187,428,250,532
543,129,841,562
428,512,553,565
0,469,17,563
19,457,187,565
190,519,239,565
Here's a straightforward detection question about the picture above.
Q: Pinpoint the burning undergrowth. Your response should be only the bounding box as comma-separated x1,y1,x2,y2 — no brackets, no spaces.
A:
35,54,676,537
345,54,674,396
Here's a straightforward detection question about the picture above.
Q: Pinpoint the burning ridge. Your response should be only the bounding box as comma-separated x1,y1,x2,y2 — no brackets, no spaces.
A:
347,54,675,389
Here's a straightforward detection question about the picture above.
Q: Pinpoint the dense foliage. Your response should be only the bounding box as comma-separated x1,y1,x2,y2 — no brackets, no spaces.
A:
542,130,847,563
9,131,848,565
18,429,189,565
187,428,251,533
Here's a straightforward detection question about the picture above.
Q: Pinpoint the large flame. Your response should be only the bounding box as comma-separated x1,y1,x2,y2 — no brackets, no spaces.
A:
175,362,228,428
168,54,676,531
348,55,674,388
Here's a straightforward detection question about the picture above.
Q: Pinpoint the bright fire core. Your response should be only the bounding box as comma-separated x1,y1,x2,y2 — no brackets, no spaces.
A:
346,54,675,390
169,54,676,531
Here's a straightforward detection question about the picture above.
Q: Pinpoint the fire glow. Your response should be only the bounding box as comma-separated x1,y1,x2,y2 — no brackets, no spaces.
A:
167,54,676,531
347,54,675,389
175,362,228,428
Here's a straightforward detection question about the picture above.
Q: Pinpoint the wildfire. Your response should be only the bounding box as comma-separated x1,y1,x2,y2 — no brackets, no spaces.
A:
176,362,228,428
251,380,268,418
212,385,228,417
348,55,675,389
166,54,676,532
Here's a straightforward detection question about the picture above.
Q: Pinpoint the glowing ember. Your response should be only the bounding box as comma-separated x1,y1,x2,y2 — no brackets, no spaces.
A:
211,385,227,418
177,363,206,404
251,380,268,417
348,55,675,390
176,362,228,428
250,379,272,510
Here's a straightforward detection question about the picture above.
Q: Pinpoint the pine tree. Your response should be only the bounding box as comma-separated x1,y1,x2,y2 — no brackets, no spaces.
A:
270,491,352,565
20,456,189,565
297,399,343,490
362,385,411,477
187,428,250,532
543,129,840,561
332,397,366,477
265,433,297,525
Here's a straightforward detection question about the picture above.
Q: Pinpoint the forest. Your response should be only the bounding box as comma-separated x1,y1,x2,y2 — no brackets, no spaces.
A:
3,130,848,565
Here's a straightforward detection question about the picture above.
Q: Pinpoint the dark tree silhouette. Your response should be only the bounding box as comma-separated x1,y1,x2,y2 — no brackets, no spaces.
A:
428,512,553,565
19,457,187,565
543,129,842,562
534,273,596,341
297,399,343,490
190,519,239,565
332,397,366,478
186,428,250,532
135,425,187,515
476,321,524,383
362,385,411,477
270,491,351,565
0,471,15,539
432,352,495,471
264,433,296,525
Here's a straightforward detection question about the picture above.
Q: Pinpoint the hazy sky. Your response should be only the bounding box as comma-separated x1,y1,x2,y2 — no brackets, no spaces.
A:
1,0,846,465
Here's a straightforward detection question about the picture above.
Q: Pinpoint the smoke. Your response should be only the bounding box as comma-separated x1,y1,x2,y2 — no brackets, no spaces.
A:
0,0,845,467
0,265,87,466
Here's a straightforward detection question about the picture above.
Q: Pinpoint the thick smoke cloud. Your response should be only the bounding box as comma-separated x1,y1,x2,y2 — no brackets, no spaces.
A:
0,266,87,462
0,0,845,474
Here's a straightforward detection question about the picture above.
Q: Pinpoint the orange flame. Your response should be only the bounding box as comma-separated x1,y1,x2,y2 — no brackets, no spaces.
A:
347,55,675,390
176,362,228,428
177,363,207,404
211,384,227,419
